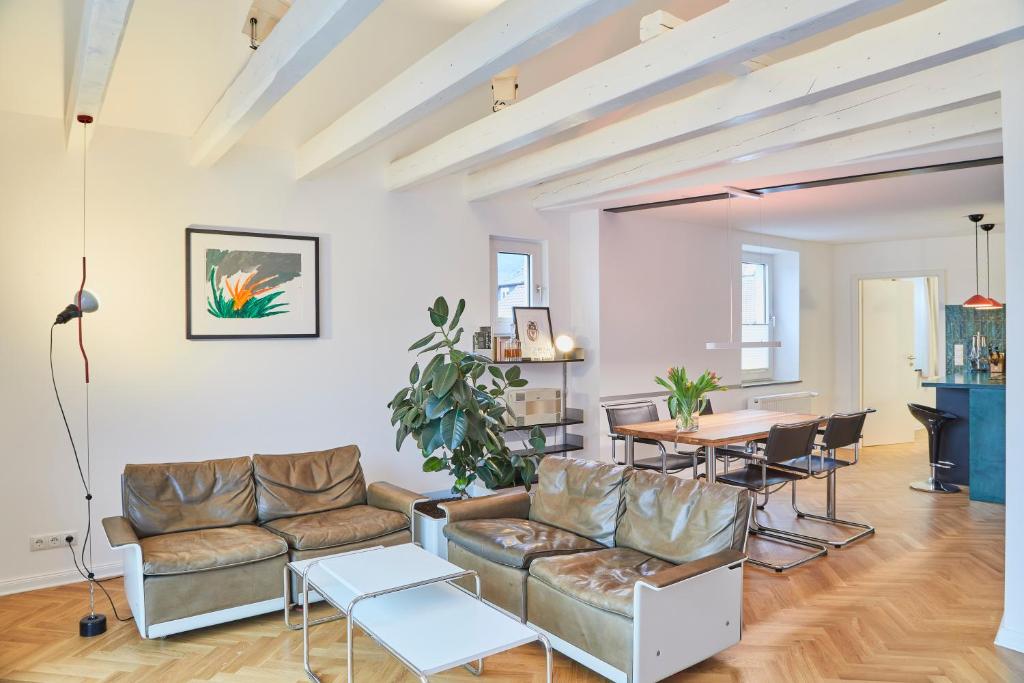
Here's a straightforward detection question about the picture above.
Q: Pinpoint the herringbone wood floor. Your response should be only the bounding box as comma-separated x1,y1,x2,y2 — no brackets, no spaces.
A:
3,438,1023,682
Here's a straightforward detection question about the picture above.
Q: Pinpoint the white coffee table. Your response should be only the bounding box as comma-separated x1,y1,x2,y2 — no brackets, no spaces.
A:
288,544,552,682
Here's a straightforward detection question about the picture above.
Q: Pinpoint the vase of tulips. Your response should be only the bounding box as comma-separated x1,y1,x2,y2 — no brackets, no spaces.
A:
655,367,726,433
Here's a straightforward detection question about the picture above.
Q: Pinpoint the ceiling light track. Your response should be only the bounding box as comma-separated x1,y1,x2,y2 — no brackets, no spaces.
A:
604,156,1004,213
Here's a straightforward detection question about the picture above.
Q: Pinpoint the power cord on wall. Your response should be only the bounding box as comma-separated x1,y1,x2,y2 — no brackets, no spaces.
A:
50,323,133,625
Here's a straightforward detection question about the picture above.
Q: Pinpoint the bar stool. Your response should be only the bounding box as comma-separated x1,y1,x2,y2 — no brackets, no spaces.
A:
907,403,960,493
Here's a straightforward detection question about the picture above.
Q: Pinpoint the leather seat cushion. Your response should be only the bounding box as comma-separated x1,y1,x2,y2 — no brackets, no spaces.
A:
529,547,674,618
253,445,367,523
716,464,805,489
263,504,409,551
140,524,288,576
443,518,600,569
773,455,852,474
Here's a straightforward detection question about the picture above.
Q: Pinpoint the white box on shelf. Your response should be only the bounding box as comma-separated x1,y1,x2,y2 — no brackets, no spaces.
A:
505,388,562,426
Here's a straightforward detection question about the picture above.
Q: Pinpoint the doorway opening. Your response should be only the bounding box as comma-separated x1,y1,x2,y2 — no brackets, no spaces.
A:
858,275,942,446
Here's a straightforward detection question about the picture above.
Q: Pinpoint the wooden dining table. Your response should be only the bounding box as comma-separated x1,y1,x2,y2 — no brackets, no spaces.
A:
612,409,826,482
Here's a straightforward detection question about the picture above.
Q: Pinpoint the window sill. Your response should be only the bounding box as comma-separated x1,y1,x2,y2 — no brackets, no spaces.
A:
740,379,803,389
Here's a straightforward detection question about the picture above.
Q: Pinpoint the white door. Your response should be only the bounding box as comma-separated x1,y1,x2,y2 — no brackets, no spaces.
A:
861,279,920,446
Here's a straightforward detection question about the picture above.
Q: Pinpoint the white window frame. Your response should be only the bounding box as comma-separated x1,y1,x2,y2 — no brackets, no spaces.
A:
490,238,545,335
741,251,775,382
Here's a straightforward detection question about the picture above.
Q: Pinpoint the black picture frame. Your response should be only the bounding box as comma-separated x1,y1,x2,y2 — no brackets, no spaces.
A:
512,306,555,360
185,226,320,340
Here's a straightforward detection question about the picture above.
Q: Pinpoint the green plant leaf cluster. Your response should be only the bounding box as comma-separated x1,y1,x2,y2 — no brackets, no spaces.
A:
206,267,288,319
654,366,727,418
388,296,546,495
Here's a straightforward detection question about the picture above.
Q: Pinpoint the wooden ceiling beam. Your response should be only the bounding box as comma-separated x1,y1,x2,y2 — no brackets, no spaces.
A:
190,0,382,167
296,0,632,179
530,53,1002,208
386,0,903,190
64,0,135,146
466,0,1024,201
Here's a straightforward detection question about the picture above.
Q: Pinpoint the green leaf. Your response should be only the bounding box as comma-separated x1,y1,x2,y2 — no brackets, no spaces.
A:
505,366,521,381
508,378,528,388
451,328,463,346
420,355,444,385
449,298,466,331
425,393,454,420
395,425,409,452
433,363,459,398
429,296,449,327
423,456,445,472
409,363,420,384
409,332,436,351
440,409,468,450
488,366,504,380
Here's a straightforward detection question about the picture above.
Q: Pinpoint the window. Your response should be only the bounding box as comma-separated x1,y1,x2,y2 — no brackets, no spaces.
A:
490,238,544,333
741,253,773,381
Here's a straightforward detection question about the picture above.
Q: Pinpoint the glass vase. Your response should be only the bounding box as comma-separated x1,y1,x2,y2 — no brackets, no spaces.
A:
671,395,704,432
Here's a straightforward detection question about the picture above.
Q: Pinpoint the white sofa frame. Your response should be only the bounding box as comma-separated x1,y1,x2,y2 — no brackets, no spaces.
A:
109,537,284,639
527,556,746,683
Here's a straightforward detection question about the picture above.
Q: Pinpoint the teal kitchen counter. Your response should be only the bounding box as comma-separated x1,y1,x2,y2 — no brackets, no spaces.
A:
922,373,1005,503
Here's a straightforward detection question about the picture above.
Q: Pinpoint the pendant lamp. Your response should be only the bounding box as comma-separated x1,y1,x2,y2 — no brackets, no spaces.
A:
979,223,1003,309
963,213,991,308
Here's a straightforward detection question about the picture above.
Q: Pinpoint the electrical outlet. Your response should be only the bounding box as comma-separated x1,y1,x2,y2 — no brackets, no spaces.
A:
29,531,78,551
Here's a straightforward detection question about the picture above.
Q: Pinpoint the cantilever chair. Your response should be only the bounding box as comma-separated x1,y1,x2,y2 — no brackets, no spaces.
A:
716,419,829,572
604,400,708,476
771,409,875,548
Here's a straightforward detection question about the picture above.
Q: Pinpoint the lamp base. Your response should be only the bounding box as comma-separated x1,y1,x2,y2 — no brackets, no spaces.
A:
79,613,107,637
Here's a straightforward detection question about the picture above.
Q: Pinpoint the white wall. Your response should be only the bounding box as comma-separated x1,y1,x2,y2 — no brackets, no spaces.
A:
996,40,1024,656
830,234,1006,410
593,211,835,461
0,110,578,591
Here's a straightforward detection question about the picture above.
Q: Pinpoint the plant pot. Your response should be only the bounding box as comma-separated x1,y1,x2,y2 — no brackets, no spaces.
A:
414,509,450,559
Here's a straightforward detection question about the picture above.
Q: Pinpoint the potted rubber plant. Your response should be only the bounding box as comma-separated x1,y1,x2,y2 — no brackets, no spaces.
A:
655,367,726,432
388,296,545,496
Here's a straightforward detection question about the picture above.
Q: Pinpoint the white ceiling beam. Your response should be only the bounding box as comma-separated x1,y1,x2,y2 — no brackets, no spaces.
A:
466,0,1024,201
529,53,1001,208
190,0,382,167
296,0,632,179
64,0,134,146
386,0,903,190
536,100,1003,210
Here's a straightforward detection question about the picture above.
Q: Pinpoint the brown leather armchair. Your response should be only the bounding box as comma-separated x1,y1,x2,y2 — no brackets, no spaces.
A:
102,446,423,639
441,457,751,683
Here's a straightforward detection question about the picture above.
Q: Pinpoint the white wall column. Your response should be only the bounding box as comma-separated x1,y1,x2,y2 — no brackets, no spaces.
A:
996,40,1024,655
568,210,603,459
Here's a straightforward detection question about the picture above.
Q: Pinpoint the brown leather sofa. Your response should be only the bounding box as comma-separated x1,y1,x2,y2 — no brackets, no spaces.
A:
440,456,752,683
102,445,422,639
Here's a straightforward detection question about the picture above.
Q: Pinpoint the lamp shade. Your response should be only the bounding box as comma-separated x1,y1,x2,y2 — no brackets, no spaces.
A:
963,294,992,308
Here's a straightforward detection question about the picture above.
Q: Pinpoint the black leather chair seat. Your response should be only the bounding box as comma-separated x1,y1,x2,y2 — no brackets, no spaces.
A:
772,455,852,475
716,464,804,489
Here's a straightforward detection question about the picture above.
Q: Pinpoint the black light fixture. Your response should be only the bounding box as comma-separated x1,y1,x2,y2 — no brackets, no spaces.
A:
963,214,991,309
979,223,1003,310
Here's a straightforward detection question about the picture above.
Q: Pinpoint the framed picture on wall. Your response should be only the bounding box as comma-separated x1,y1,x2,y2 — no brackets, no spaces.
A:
513,306,554,360
185,226,319,339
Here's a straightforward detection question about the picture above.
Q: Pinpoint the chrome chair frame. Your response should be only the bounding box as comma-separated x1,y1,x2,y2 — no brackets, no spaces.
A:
782,410,876,548
604,400,704,476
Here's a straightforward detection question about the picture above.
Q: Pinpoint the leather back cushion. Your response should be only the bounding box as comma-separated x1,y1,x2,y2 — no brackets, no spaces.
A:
252,445,366,522
529,456,627,547
616,470,750,564
122,456,257,538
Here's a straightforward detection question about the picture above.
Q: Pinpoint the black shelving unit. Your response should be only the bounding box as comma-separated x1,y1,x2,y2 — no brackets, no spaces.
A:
497,354,585,459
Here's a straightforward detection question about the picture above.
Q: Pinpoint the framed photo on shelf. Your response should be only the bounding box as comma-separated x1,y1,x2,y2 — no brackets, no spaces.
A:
513,306,554,360
185,226,319,339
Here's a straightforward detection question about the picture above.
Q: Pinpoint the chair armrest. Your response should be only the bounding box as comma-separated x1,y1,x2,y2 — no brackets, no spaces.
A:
438,492,531,523
367,481,426,520
102,516,140,548
637,549,745,589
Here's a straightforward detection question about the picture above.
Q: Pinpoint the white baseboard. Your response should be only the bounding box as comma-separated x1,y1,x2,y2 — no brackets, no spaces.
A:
0,561,121,597
996,619,1024,654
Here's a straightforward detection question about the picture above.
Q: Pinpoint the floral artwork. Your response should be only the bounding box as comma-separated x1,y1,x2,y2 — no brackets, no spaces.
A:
205,249,300,319
186,227,319,339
